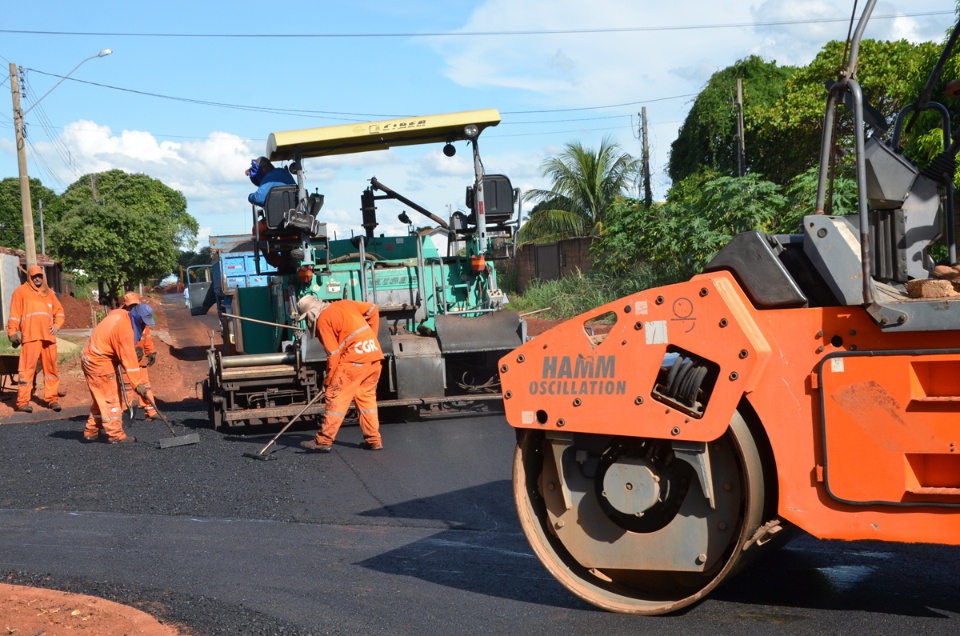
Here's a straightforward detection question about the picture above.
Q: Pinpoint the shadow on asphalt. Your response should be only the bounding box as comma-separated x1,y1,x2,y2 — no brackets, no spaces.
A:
356,479,593,611
358,488,960,618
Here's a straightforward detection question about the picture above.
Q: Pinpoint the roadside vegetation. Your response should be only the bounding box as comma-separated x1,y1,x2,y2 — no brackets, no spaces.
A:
508,35,954,320
505,263,686,320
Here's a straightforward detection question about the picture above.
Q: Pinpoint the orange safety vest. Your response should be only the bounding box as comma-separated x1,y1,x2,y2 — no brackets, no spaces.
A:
6,282,65,344
317,300,383,378
81,311,143,384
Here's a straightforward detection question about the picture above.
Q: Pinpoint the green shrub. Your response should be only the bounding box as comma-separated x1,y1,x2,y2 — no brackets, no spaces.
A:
509,263,687,320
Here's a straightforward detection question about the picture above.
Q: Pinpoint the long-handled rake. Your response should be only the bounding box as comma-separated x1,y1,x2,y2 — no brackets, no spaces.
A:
145,395,201,449
243,390,325,461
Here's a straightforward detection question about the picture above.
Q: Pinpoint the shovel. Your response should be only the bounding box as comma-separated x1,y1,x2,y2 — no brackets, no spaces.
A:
145,395,201,449
116,365,135,424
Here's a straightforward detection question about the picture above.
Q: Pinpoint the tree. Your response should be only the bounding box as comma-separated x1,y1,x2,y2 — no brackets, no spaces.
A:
758,39,940,182
178,247,212,270
669,56,796,184
0,177,67,253
594,172,786,279
519,137,640,244
51,172,197,304
58,170,198,250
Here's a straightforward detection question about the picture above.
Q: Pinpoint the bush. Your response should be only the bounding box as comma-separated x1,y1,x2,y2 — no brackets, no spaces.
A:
509,263,685,320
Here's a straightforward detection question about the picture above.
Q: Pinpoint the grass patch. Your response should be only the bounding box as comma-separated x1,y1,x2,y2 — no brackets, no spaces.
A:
508,263,688,320
0,335,87,366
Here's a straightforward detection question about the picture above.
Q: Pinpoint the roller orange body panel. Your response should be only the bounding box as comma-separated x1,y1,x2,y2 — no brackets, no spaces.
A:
500,271,960,546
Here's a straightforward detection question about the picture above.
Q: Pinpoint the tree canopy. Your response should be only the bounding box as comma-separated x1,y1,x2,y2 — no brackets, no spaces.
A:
0,177,68,253
668,40,942,187
59,170,197,249
669,55,796,184
44,170,197,302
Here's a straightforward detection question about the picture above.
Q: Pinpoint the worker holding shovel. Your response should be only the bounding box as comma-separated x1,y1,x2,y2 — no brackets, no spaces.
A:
80,302,154,443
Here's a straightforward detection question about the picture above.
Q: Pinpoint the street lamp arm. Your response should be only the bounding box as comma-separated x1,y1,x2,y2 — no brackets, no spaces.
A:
9,48,110,269
21,49,111,117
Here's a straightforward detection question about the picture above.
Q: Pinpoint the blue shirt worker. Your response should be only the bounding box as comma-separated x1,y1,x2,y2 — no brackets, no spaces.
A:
246,156,296,206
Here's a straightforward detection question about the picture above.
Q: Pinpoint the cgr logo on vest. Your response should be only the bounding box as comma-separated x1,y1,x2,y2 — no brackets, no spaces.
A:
354,338,379,355
528,355,626,396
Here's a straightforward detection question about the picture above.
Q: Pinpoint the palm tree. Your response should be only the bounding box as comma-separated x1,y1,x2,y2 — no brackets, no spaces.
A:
519,137,640,244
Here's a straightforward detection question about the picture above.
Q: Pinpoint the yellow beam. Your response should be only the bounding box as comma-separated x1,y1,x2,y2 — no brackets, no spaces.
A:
266,109,501,160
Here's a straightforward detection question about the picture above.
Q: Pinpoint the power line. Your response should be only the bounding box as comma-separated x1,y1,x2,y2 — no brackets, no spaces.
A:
24,68,696,121
23,77,83,179
501,114,632,125
24,70,395,121
492,124,632,139
0,12,952,39
505,94,698,115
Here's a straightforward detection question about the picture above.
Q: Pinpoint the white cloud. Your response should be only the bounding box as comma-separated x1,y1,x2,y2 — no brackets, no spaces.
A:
6,0,950,242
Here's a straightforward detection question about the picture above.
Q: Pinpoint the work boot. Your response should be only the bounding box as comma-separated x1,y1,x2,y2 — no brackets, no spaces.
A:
358,441,384,451
81,435,100,443
109,436,137,444
15,404,33,413
58,388,67,397
48,401,62,412
300,440,332,453
145,411,158,421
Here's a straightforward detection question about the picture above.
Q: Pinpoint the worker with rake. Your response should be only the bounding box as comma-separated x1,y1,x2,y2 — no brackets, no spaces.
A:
297,296,384,453
80,302,155,443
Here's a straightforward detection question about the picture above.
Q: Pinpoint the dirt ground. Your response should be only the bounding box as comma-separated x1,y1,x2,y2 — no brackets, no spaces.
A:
0,301,561,633
0,582,183,635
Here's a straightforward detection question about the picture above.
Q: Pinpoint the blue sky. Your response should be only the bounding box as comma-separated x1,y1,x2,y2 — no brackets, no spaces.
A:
0,1,954,249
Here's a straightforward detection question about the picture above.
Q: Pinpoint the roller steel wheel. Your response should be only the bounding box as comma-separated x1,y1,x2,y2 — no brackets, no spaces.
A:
513,411,765,615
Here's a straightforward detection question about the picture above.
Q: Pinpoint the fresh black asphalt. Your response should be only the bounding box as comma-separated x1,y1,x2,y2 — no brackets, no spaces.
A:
1,405,960,634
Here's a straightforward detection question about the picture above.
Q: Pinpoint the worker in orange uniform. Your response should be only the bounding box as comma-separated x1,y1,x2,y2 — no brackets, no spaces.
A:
81,302,154,443
297,296,384,452
6,265,65,413
117,292,159,421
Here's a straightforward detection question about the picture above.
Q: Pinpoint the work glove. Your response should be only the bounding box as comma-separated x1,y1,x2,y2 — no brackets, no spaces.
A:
49,324,59,336
135,383,149,398
8,332,21,348
135,346,144,361
146,352,156,367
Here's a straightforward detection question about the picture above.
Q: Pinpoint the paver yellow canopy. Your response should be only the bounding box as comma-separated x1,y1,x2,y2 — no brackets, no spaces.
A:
266,109,501,160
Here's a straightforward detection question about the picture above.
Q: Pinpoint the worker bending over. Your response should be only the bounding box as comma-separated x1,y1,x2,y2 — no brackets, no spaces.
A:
117,292,159,420
81,302,154,443
297,297,384,452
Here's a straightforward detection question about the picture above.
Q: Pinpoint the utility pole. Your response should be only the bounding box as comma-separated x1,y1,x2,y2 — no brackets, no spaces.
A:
736,78,746,177
640,107,652,208
7,50,111,269
9,63,37,268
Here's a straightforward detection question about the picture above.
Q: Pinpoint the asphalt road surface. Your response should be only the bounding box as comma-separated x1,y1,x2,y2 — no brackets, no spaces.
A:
1,407,959,634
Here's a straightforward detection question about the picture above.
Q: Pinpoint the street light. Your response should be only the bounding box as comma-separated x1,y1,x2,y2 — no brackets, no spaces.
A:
8,49,112,267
